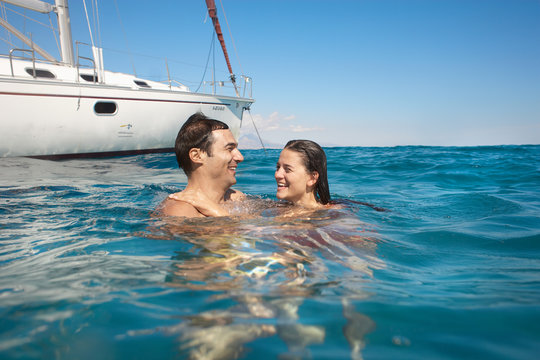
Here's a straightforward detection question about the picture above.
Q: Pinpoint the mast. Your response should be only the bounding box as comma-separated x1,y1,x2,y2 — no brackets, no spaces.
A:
55,0,74,65
204,0,239,96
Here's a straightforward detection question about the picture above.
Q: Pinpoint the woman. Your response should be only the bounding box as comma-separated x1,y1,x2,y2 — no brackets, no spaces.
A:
275,139,331,209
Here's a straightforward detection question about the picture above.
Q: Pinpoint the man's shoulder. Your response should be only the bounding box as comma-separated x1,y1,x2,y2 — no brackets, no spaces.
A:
225,188,246,201
160,196,203,217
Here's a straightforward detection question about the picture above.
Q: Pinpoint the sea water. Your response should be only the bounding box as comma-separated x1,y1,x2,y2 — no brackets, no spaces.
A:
0,146,539,359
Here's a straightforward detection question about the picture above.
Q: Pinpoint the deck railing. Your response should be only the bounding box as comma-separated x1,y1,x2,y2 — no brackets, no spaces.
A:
75,42,98,83
4,44,253,99
9,48,36,77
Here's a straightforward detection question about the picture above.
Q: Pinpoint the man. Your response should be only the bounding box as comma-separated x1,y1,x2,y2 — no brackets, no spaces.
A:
160,112,244,217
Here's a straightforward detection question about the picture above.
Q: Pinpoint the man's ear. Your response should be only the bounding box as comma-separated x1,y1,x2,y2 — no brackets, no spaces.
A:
189,148,206,165
307,171,319,187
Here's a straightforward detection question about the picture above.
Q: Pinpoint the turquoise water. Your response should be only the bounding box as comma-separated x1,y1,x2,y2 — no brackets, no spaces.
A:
1,146,539,359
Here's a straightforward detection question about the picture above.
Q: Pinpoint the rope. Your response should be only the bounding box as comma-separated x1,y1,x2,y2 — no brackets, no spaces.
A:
0,35,15,48
247,109,267,155
90,44,227,87
113,0,137,77
0,4,60,56
0,3,12,45
2,6,55,30
47,13,61,58
218,0,244,77
196,32,215,93
22,8,25,48
212,27,216,94
94,0,102,49
82,0,95,47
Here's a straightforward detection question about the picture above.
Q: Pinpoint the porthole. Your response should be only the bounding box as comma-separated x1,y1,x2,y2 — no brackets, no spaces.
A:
94,101,117,115
134,80,150,88
25,68,55,78
81,74,99,82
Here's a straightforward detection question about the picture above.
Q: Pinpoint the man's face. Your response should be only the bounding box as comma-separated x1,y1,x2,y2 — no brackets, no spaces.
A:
205,129,244,188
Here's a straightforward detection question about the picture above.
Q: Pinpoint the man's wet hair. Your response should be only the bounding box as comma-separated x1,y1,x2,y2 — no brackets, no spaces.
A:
175,112,229,175
284,139,331,205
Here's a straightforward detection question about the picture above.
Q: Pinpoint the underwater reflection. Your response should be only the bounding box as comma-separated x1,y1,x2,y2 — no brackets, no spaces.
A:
146,199,384,359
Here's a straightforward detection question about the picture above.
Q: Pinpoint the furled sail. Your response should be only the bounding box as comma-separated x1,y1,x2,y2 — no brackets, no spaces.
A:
204,0,239,95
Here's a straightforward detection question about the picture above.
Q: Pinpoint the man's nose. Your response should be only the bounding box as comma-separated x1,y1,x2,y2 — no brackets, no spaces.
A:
233,149,244,163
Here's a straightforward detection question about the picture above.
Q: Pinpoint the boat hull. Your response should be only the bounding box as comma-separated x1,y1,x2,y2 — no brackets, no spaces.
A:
0,77,251,158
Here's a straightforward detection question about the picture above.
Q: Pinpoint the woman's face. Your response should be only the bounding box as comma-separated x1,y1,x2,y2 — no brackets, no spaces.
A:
275,149,317,205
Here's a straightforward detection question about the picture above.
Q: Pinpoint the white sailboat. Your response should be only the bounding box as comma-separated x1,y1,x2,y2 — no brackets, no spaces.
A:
0,0,253,159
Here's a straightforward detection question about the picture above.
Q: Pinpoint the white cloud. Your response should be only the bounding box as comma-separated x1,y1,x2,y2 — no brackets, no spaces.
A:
240,111,326,146
290,125,324,132
243,112,323,133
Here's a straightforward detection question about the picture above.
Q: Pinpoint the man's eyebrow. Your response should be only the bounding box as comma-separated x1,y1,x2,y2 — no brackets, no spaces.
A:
225,142,238,148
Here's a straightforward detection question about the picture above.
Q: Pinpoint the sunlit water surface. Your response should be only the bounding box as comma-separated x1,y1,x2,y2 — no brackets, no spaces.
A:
1,146,539,359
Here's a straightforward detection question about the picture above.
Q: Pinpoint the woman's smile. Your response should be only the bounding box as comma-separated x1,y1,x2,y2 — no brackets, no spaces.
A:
275,149,316,206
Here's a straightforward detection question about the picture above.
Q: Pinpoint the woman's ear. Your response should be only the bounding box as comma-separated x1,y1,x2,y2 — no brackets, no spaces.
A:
308,171,319,187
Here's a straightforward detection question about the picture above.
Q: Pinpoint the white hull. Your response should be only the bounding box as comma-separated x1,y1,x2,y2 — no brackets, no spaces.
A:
0,58,252,158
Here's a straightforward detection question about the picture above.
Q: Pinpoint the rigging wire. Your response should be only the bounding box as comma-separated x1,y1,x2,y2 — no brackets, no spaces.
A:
247,108,267,156
0,3,11,46
1,3,58,54
196,31,215,93
47,13,61,58
215,2,259,150
1,6,54,29
94,0,102,49
22,8,26,48
0,3,60,58
112,0,137,77
0,35,16,48
218,0,244,77
88,44,223,88
212,26,216,94
82,0,95,47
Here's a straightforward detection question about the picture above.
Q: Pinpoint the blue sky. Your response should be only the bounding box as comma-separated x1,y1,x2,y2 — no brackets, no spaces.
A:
2,0,539,146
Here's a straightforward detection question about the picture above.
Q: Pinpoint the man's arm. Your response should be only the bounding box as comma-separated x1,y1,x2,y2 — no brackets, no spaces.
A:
160,197,204,217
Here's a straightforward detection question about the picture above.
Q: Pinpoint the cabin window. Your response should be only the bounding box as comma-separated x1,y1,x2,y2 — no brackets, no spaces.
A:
80,74,99,82
94,101,117,115
25,68,55,79
134,80,150,88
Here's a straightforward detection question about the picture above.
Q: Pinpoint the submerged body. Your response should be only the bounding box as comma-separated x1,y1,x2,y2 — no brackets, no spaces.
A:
156,198,383,359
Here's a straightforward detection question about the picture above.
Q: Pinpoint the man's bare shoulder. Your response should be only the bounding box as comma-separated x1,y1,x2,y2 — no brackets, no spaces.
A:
225,188,246,201
160,196,203,217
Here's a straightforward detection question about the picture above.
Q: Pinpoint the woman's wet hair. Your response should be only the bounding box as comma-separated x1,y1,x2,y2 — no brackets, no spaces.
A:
175,112,229,175
284,139,331,204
